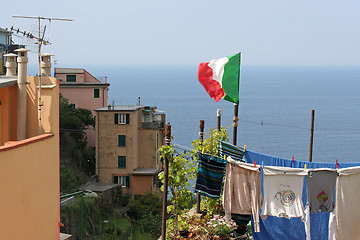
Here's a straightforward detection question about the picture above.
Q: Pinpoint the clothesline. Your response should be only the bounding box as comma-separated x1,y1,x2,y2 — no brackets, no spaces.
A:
216,116,360,132
195,150,360,239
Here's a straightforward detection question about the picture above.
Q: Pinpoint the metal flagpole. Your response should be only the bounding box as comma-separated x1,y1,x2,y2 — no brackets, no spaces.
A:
232,52,241,146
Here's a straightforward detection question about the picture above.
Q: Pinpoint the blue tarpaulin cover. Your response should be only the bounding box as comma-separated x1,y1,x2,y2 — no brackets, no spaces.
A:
244,150,360,240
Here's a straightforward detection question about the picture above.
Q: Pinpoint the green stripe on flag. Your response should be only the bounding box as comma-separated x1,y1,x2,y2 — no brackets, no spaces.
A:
222,53,241,104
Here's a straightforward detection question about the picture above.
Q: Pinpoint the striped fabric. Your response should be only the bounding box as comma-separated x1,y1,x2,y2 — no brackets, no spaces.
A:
195,153,226,198
219,140,245,162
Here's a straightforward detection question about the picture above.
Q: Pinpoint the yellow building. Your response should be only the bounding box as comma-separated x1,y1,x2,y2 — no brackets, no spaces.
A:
0,49,62,239
95,105,165,195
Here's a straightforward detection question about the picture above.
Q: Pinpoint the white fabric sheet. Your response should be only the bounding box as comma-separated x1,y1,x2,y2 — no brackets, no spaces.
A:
261,166,306,221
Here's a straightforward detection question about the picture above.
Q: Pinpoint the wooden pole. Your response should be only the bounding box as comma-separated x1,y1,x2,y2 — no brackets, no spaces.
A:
233,104,239,146
161,124,171,240
196,120,205,213
309,110,315,162
217,109,221,131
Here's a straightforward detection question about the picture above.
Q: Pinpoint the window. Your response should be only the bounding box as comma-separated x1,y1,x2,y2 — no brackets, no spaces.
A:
66,74,76,82
118,156,126,168
113,176,130,187
118,135,126,147
94,89,100,98
114,113,130,124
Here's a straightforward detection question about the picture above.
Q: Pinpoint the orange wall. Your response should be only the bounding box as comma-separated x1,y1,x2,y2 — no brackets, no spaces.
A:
138,130,159,169
0,134,60,240
0,75,60,239
0,86,17,145
131,175,154,195
26,76,59,138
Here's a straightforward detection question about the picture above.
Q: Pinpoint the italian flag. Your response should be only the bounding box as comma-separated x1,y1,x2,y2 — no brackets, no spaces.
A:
198,53,241,104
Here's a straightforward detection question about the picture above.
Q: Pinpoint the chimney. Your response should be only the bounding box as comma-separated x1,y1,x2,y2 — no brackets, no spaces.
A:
4,53,17,76
14,48,30,140
40,53,54,76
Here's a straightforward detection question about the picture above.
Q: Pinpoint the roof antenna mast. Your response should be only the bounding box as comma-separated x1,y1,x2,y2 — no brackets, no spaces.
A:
12,15,73,135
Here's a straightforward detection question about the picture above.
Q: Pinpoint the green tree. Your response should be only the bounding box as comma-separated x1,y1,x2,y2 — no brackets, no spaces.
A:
159,144,197,239
159,127,229,239
60,165,77,193
191,127,229,216
59,94,95,174
127,193,163,238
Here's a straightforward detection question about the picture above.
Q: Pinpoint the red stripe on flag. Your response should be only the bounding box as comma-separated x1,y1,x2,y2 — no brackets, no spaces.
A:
198,62,224,102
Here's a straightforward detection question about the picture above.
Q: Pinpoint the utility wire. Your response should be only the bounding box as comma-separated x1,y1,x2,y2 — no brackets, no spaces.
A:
173,143,193,152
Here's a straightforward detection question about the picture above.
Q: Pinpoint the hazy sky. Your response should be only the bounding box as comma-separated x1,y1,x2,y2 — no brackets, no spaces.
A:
1,0,360,66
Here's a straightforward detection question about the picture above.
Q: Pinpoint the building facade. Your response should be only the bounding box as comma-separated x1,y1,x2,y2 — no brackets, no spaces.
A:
95,105,165,195
55,68,110,147
0,27,12,74
0,49,62,239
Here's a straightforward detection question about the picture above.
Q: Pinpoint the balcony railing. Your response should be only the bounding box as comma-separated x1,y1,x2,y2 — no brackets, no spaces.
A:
142,121,164,130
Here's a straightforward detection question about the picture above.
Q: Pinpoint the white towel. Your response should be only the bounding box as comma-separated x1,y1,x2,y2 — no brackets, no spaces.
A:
304,205,311,240
328,210,336,240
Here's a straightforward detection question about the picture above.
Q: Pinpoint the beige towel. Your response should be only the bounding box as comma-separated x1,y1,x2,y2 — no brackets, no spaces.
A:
223,157,263,232
335,166,360,240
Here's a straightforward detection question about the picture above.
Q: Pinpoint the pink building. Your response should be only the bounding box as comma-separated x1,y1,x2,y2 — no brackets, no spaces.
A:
55,68,110,148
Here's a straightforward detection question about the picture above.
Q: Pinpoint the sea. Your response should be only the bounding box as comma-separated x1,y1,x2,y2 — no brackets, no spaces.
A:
33,64,360,164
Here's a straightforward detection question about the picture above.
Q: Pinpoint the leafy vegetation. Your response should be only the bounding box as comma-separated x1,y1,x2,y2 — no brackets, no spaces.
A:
127,193,163,239
191,127,229,217
60,191,163,239
60,165,77,193
59,94,95,175
159,127,230,239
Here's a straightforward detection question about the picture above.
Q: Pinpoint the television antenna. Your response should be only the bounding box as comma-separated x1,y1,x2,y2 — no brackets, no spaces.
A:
12,15,73,135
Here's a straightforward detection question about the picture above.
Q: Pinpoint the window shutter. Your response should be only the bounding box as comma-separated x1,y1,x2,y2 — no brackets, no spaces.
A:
94,89,100,98
113,176,118,184
118,156,126,168
66,75,76,82
118,135,126,146
114,113,118,124
126,114,130,124
126,176,130,188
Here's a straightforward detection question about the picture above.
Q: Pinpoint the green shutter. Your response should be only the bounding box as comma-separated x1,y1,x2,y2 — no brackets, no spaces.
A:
114,113,118,124
66,75,76,82
113,176,118,184
118,156,126,168
126,176,130,188
126,113,130,124
94,89,100,98
118,135,126,146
